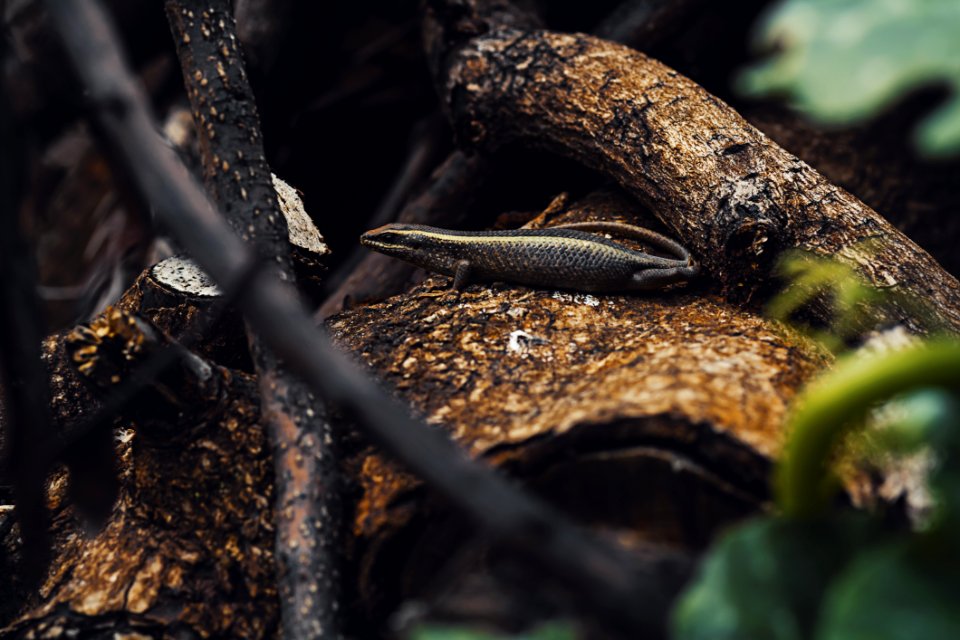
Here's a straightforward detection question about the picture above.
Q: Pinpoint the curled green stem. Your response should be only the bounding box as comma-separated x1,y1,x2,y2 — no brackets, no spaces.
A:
778,339,960,519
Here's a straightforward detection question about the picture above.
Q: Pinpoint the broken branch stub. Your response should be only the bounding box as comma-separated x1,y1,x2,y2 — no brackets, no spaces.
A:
429,27,960,335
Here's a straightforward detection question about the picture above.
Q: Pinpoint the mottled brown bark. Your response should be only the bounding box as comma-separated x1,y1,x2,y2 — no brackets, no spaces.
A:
742,103,960,278
164,2,341,638
328,190,833,630
318,0,705,320
6,308,279,638
424,24,960,336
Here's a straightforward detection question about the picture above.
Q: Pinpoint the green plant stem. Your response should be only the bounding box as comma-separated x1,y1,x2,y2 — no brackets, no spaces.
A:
778,340,960,519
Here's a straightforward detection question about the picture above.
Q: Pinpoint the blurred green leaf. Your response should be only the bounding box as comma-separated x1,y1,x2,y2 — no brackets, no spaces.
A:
767,250,882,353
409,623,575,640
740,0,960,156
671,517,877,640
817,540,960,640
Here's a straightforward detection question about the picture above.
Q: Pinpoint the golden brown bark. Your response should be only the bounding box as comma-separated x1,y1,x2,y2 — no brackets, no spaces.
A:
427,26,960,335
6,309,278,638
328,191,833,624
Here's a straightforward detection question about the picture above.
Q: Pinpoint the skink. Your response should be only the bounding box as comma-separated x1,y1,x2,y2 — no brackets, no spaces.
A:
359,221,698,293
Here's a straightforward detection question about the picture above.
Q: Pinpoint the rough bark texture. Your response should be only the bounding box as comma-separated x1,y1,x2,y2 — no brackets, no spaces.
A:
317,0,709,320
327,190,833,628
425,24,960,335
164,2,341,637
6,308,278,638
742,103,960,278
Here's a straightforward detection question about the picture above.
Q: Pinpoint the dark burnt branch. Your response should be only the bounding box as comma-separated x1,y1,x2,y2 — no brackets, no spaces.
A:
7,307,280,638
163,1,341,638
423,10,960,336
45,1,679,635
42,260,251,464
0,71,53,583
317,150,486,319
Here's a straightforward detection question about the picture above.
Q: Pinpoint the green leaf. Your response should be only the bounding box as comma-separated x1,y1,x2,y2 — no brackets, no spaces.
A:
766,250,883,353
740,0,960,157
672,516,877,640
817,540,960,640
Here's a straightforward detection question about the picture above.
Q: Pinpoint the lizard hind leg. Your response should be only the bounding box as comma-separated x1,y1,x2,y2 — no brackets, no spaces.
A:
452,259,472,290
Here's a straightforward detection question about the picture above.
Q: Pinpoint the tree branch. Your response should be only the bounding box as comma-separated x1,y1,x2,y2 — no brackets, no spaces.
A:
163,1,341,637
43,0,684,635
423,10,960,336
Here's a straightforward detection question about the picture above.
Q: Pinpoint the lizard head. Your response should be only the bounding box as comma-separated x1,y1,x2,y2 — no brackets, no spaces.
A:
360,223,455,270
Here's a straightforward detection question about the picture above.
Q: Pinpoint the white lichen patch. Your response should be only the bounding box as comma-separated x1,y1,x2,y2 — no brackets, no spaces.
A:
272,174,329,256
507,329,549,357
153,255,222,297
859,325,919,356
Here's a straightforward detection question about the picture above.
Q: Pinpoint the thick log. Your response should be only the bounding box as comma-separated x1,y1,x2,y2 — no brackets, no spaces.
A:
422,19,960,335
45,2,687,635
329,190,833,630
5,308,278,638
318,0,713,319
742,103,960,278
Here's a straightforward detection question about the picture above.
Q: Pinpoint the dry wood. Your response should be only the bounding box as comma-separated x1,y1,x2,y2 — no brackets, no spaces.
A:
742,103,960,278
40,3,690,635
328,190,833,629
6,308,278,638
423,16,960,335
318,0,709,320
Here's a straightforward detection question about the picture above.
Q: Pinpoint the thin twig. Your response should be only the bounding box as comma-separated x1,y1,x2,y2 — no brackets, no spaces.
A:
45,0,679,636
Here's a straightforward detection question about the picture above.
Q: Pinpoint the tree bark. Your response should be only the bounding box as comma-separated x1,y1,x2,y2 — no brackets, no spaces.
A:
6,308,279,638
164,2,342,636
328,189,834,632
422,17,960,336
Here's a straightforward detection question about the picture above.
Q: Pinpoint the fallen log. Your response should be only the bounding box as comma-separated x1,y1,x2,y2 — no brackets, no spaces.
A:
328,190,833,631
6,308,278,638
422,10,960,335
